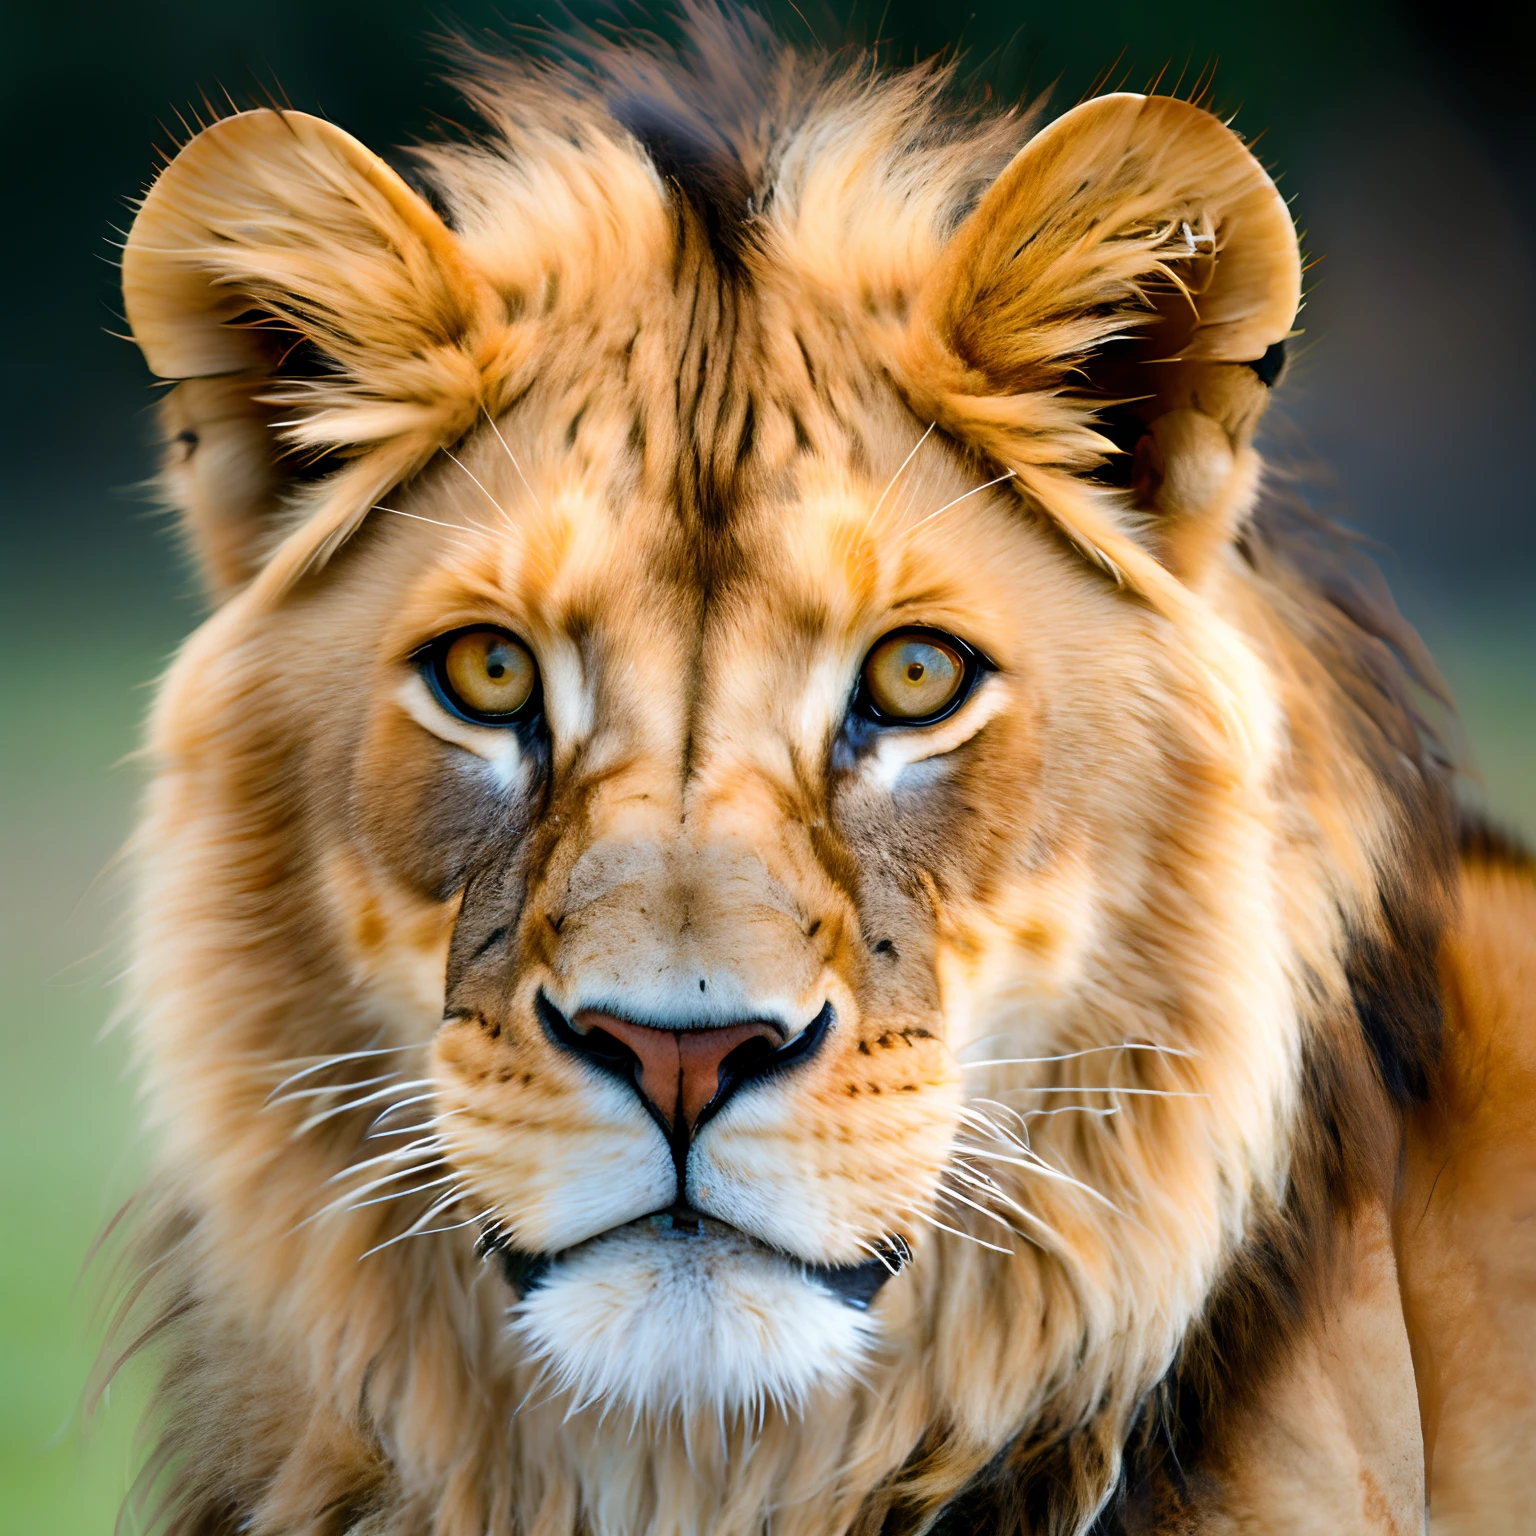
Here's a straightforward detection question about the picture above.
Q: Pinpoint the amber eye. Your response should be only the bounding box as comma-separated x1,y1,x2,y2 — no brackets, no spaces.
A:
427,628,539,724
857,629,977,724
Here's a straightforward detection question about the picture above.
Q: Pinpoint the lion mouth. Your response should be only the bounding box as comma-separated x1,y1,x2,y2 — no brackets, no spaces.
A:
480,1209,910,1311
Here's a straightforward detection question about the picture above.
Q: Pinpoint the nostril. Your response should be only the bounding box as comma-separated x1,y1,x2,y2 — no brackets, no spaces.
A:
537,994,637,1077
537,992,833,1141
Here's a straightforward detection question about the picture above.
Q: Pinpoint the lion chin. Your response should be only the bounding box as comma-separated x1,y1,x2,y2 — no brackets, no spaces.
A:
501,1214,892,1419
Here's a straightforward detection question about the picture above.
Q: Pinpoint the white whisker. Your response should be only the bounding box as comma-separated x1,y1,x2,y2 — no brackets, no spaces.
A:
266,1045,420,1099
967,1097,1039,1144
482,405,545,520
909,1209,1012,1256
848,1236,907,1275
374,506,478,555
957,1042,1196,1068
373,506,463,532
327,1136,449,1184
366,1093,439,1130
337,1172,460,1215
360,1219,469,1260
305,1160,451,1223
951,1140,1125,1214
285,1078,434,1114
359,1196,497,1259
337,1131,447,1167
959,1103,1029,1146
934,1180,1025,1241
947,1165,1064,1245
1019,1104,1120,1120
293,1081,438,1135
290,1075,434,1103
861,421,934,537
976,1086,1208,1097
444,448,514,525
399,1184,466,1227
266,1071,417,1108
900,469,1016,541
366,1118,442,1141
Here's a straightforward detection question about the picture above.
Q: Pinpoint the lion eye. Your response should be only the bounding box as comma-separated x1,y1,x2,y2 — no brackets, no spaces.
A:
428,628,538,723
858,629,974,724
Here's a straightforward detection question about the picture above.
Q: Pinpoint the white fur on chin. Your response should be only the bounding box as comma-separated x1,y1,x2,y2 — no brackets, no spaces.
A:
509,1221,877,1420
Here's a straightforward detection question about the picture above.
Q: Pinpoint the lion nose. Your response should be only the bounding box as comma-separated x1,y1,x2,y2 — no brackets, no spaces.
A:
569,1010,784,1136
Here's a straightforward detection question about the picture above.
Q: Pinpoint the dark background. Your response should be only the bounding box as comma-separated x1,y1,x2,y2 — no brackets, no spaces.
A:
0,3,1530,1529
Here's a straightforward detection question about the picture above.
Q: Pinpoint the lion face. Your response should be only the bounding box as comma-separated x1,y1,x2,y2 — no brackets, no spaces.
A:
123,47,1320,1522
317,370,1147,1414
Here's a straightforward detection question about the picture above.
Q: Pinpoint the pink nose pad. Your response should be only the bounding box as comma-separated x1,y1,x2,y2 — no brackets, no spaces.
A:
572,1011,783,1135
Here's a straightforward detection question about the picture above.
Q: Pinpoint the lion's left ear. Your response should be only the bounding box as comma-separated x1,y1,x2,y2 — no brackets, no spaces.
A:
904,93,1301,584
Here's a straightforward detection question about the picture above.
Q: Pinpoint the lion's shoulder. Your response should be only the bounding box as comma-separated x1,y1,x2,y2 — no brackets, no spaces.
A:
1040,824,1536,1534
1397,822,1536,1525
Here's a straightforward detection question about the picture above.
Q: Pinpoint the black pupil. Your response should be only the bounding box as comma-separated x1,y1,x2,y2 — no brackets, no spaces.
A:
906,661,925,682
486,654,506,679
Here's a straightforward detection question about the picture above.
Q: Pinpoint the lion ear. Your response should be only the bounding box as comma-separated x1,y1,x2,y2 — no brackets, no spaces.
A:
909,93,1301,584
123,110,505,596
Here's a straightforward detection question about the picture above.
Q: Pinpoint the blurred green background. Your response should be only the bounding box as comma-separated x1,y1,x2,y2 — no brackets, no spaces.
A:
1,1,1531,1530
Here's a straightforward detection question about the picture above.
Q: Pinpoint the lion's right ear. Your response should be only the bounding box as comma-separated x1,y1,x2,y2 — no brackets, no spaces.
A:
123,110,509,596
900,94,1301,589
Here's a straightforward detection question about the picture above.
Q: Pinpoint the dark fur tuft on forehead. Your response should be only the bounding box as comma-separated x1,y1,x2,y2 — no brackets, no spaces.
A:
600,2,774,257
592,3,774,254
460,1,786,261
608,87,757,259
448,1,1017,266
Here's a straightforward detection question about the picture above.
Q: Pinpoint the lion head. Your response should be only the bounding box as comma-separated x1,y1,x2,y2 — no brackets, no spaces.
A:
114,13,1446,1534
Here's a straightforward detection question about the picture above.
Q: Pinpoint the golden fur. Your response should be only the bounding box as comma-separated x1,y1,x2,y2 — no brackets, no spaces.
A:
108,10,1533,1532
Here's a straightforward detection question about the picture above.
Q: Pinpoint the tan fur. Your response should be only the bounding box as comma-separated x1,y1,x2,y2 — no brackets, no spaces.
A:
108,16,1528,1535
1140,1203,1427,1533
1401,846,1536,1533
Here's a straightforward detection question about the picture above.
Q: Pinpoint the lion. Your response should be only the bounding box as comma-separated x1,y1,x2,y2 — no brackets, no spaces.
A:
108,7,1535,1533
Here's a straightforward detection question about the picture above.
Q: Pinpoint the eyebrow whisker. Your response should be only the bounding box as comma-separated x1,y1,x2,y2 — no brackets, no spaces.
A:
373,507,479,556
482,405,546,521
373,506,461,531
901,470,1017,542
443,448,515,527
861,421,935,538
